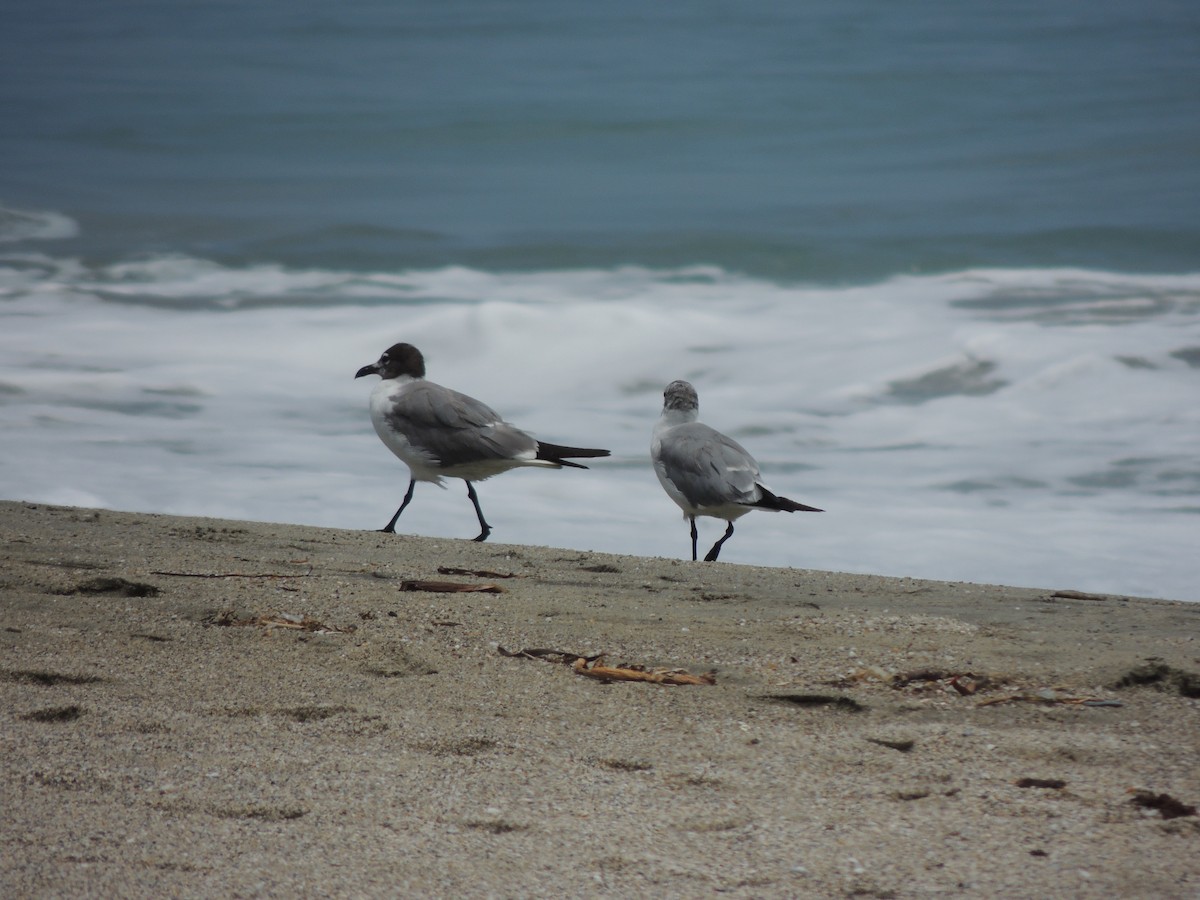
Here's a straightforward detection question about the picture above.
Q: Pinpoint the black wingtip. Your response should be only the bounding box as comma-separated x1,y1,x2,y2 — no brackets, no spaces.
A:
756,486,823,513
535,442,611,466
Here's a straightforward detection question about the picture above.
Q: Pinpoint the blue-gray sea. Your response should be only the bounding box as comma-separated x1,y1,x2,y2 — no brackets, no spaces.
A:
2,1,1198,599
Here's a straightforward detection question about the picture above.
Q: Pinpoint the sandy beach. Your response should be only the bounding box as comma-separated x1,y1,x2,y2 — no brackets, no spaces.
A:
1,499,1197,898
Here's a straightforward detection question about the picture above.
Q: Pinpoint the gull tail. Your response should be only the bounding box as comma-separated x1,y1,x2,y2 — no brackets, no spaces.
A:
536,442,611,470
755,486,823,513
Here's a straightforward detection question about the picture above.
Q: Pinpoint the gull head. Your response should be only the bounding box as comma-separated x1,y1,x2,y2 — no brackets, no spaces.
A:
662,380,699,413
356,343,427,380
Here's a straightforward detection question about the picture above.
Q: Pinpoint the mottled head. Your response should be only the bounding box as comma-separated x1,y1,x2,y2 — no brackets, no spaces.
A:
355,343,426,380
662,380,699,413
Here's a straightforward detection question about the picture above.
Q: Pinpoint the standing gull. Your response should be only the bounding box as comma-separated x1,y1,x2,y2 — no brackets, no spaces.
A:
355,343,609,542
651,380,822,562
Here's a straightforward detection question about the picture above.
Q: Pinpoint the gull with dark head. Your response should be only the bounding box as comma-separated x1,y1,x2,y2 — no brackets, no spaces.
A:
651,380,822,562
356,342,609,542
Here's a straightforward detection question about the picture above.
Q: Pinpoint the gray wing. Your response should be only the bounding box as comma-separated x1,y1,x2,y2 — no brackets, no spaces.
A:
656,422,762,508
386,381,537,467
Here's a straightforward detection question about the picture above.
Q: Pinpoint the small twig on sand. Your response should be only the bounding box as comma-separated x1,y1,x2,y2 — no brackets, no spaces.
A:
152,567,313,579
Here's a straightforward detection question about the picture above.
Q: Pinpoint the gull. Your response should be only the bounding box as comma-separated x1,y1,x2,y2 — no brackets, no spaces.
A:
355,342,610,542
651,380,822,561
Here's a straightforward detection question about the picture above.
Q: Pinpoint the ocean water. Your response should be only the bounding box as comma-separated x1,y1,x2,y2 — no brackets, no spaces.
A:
2,2,1198,600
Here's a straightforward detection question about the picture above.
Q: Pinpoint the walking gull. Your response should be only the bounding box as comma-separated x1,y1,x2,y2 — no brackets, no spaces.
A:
356,343,609,542
651,380,822,562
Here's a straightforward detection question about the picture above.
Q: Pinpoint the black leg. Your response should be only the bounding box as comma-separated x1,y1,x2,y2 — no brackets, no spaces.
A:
380,479,416,533
465,481,492,542
704,521,735,562
689,516,699,561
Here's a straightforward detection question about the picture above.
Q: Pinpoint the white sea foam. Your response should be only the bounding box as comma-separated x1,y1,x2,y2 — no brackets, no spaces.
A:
1,250,1198,600
0,205,80,244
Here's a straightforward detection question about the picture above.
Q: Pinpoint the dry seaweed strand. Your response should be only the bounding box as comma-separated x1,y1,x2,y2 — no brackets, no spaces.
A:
572,656,716,686
496,646,602,664
768,693,865,712
496,646,715,686
891,669,990,692
208,610,355,634
1049,589,1111,601
891,668,952,686
153,567,314,579
437,566,517,579
977,693,1122,708
400,580,505,593
1015,778,1067,790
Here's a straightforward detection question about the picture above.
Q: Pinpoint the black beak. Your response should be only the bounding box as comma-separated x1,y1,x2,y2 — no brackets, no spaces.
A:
355,362,380,379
